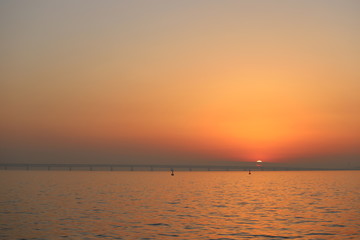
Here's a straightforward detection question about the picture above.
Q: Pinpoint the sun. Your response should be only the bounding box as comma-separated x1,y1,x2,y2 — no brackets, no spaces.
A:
257,160,262,163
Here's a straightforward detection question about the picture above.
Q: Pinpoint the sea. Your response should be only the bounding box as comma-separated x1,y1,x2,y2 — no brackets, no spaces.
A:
0,170,359,240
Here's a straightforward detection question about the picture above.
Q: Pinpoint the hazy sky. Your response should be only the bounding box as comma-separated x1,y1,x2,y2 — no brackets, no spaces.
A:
1,0,360,168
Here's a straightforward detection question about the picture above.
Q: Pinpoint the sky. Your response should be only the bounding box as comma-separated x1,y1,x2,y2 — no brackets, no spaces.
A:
1,0,360,168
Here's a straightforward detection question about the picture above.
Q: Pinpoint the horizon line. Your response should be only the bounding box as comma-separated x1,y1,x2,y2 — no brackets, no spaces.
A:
1,163,359,171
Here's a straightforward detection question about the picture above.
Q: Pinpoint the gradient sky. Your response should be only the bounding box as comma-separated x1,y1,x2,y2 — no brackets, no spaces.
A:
1,0,360,168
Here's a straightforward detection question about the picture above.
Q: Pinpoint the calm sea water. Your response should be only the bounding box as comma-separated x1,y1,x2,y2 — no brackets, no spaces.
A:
0,170,359,240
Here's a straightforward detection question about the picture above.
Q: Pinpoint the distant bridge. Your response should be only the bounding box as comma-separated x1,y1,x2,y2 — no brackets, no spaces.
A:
0,163,257,171
0,163,356,171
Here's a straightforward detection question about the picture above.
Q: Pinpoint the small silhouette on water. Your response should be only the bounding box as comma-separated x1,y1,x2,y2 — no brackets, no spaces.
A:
171,168,174,176
248,169,251,175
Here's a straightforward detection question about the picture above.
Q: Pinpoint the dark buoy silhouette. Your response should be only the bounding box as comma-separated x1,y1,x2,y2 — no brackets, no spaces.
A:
248,169,251,175
171,168,174,176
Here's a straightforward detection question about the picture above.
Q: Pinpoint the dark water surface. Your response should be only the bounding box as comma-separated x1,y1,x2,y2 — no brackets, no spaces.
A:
0,170,359,239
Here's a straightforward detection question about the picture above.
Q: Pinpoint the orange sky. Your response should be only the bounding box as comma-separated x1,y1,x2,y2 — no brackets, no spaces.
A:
1,1,360,168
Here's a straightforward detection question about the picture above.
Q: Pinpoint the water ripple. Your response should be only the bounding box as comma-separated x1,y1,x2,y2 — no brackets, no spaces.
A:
1,171,359,240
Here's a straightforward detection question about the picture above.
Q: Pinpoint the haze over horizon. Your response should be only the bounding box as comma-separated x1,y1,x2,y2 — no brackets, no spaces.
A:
1,0,360,169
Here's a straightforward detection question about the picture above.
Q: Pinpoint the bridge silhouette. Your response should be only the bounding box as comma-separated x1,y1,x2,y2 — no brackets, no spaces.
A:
0,163,353,171
0,163,258,171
